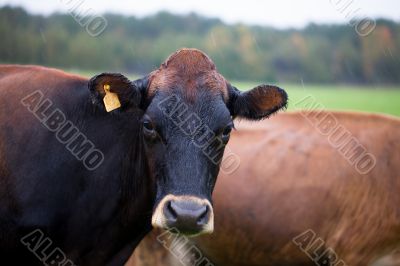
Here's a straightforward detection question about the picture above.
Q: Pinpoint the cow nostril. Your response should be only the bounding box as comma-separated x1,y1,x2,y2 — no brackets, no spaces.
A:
163,199,211,231
197,205,209,226
164,201,177,222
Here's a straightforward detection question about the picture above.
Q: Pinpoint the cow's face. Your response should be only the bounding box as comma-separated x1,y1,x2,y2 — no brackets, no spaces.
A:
89,48,287,236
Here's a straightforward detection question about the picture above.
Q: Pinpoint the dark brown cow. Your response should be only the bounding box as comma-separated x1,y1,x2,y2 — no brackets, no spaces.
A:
130,111,400,266
0,48,287,265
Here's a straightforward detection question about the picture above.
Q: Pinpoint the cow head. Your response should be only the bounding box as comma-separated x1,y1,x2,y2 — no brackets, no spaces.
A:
88,48,287,236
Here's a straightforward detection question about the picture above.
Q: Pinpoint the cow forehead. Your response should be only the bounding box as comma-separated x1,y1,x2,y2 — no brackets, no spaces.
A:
148,49,229,101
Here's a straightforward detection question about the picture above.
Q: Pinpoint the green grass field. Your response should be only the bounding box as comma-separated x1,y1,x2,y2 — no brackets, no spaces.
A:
70,70,400,117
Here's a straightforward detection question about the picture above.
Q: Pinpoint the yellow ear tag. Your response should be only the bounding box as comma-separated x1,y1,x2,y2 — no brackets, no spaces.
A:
103,84,121,112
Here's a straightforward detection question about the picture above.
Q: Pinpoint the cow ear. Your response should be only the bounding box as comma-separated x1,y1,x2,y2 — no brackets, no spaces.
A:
228,84,288,120
88,73,148,112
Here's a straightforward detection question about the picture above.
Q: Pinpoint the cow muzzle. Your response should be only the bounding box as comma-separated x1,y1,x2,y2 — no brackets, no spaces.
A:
152,194,214,236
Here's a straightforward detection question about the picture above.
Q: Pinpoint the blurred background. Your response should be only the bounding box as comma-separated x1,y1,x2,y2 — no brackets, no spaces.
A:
0,0,399,115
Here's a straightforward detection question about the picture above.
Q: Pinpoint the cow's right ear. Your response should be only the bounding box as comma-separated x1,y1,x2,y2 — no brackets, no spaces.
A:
88,73,148,112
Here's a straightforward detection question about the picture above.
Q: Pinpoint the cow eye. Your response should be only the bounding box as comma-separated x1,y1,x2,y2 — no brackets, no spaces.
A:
142,117,156,138
221,124,233,143
143,120,153,131
222,126,232,136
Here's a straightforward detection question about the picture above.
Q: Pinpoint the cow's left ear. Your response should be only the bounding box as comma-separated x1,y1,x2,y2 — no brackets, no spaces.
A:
88,73,148,112
227,84,288,120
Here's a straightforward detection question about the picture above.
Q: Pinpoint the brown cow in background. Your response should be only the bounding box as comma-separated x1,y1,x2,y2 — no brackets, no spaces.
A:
128,111,400,266
375,251,400,266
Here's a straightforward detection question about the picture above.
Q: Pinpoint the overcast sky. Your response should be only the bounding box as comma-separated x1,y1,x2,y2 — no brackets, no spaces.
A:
0,0,399,28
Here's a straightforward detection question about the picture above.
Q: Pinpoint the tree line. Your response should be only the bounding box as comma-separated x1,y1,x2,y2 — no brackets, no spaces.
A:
1,6,399,84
